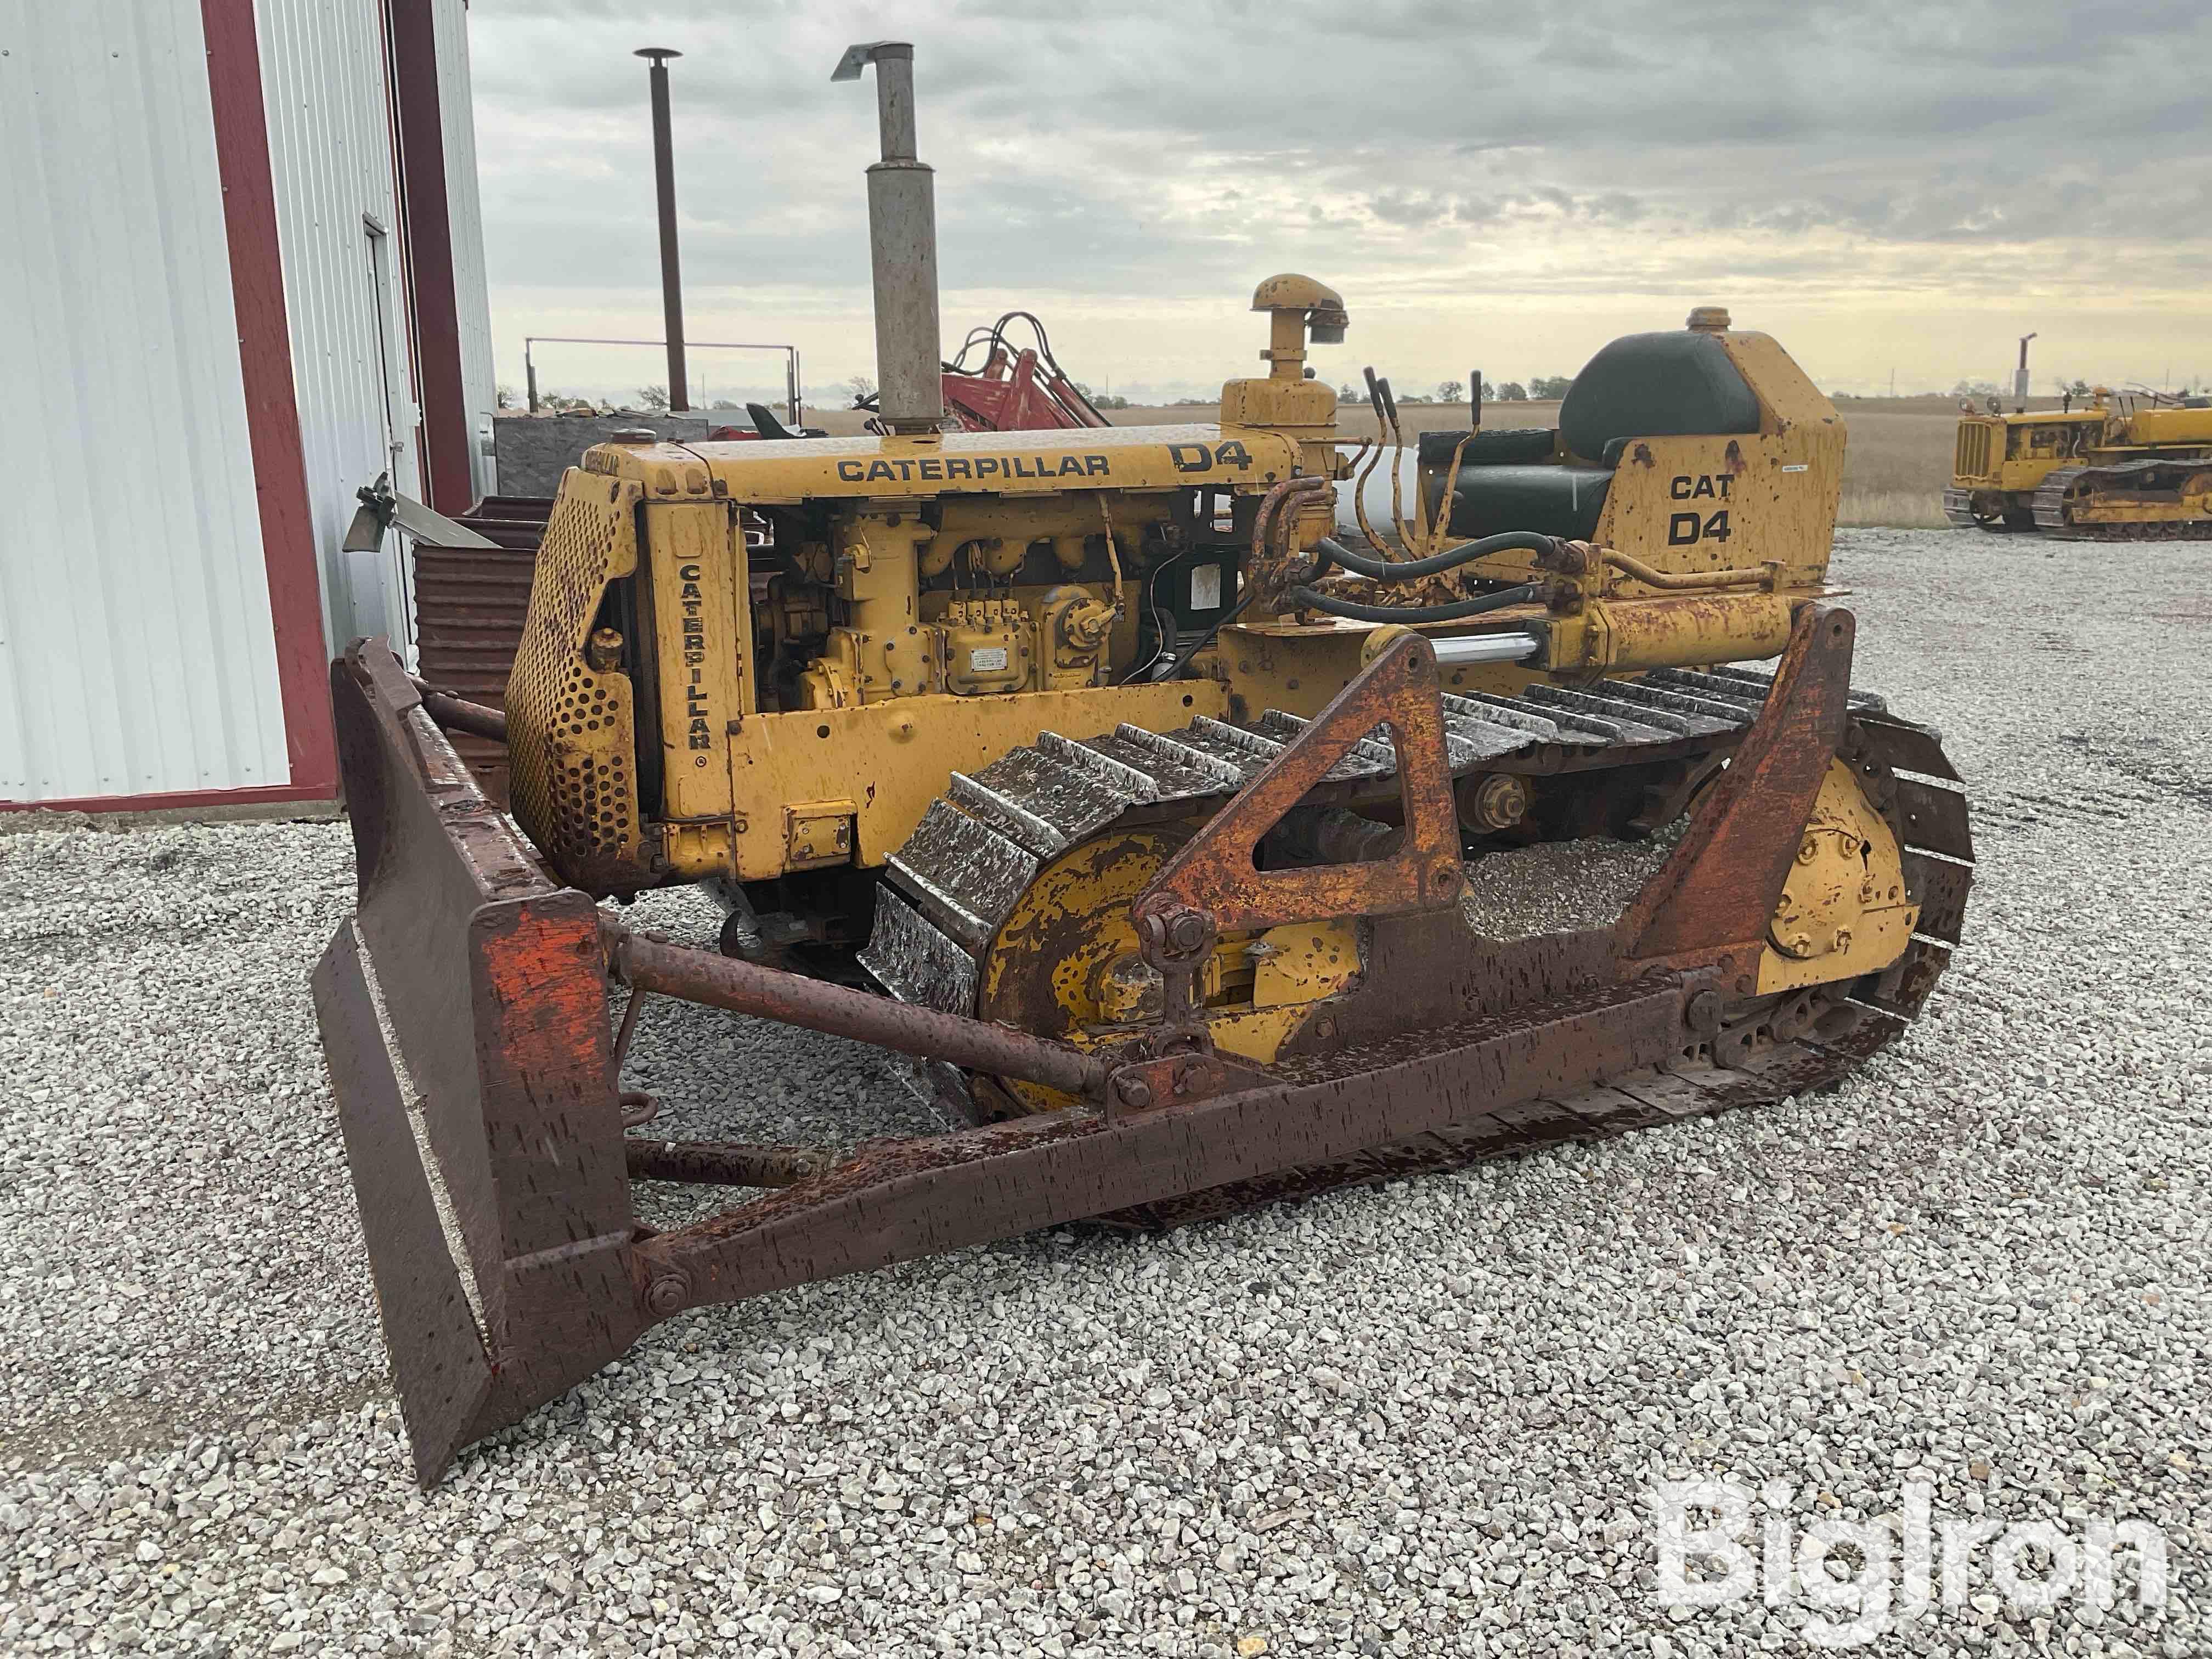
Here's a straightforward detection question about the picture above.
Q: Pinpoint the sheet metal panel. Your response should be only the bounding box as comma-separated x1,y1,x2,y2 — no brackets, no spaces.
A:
0,2,291,802
413,496,555,804
434,0,500,501
256,0,424,665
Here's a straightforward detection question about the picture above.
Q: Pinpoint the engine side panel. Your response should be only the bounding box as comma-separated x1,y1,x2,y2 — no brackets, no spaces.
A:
505,473,654,893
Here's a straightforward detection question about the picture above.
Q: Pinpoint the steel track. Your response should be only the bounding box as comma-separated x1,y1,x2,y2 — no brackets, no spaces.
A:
858,671,1974,1227
2031,461,2212,538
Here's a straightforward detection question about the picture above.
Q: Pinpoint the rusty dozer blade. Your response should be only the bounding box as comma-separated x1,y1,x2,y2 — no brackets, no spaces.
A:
317,606,1966,1485
315,645,642,1485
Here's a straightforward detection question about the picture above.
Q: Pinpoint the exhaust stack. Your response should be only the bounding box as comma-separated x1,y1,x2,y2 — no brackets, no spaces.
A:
833,41,944,434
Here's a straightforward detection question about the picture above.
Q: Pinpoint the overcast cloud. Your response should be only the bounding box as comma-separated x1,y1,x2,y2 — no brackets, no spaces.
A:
469,1,2212,404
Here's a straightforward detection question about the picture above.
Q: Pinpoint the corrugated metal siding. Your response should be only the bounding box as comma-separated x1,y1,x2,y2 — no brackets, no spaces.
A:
0,2,292,802
414,496,556,802
256,0,423,664
434,0,500,500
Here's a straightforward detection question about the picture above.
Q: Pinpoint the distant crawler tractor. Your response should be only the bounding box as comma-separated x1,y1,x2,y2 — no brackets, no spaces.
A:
314,41,1974,1484
1946,386,2212,537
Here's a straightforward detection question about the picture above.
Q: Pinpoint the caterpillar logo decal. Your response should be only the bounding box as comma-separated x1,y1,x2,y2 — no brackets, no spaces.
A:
830,439,1260,485
677,562,714,753
836,454,1111,483
1669,473,1734,501
1667,472,1735,546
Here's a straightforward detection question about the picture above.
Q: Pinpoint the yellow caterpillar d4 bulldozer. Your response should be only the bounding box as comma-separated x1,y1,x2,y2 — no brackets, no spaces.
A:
1945,386,2212,537
315,41,1973,1484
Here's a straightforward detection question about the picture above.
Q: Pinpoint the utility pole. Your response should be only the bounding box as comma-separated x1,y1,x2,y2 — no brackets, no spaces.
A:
636,47,688,412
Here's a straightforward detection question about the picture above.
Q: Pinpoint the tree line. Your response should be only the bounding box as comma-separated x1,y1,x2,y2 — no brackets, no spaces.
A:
1338,377,1573,406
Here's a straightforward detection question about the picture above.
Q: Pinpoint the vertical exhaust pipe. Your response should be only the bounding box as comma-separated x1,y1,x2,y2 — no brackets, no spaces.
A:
832,41,944,434
635,48,689,413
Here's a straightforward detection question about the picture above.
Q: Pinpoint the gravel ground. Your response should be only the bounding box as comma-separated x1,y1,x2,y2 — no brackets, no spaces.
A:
2,528,2208,1658
1458,839,1674,941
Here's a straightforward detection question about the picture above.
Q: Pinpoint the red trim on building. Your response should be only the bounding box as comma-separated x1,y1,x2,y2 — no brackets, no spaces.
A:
388,0,474,514
4,784,337,815
199,0,342,800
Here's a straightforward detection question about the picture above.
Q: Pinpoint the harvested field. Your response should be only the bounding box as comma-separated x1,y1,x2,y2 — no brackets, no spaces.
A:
1830,410,1956,528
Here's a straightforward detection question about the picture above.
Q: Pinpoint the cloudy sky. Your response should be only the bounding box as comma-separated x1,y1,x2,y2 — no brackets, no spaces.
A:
467,0,2212,408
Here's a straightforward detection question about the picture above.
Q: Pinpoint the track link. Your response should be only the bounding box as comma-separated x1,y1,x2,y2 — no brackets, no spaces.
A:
2031,460,2212,538
857,669,1973,1227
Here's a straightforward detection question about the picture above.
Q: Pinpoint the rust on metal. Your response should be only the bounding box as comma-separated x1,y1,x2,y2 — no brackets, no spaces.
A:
1248,473,1331,592
410,680,509,743
1133,630,1464,943
1600,547,1773,591
625,1138,835,1187
606,923,1113,1101
411,496,555,804
314,632,1970,1487
1900,850,1971,943
630,974,1692,1312
1617,603,1854,961
315,640,640,1487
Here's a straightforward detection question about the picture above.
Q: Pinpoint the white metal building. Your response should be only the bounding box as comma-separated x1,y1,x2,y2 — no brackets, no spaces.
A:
0,0,498,810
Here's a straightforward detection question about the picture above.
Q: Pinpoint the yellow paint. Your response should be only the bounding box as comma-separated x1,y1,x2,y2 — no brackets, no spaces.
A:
1251,920,1360,1007
783,800,856,869
980,828,1178,1112
934,596,1029,696
933,491,1178,549
978,829,1361,1111
2123,405,2212,447
790,512,945,708
1756,759,1920,994
505,474,656,890
1441,328,1845,600
705,681,1228,882
582,422,1300,504
1951,392,2212,525
1236,273,1351,482
645,501,748,821
2072,479,2212,523
507,291,1892,938
1036,586,1117,689
1568,591,1797,673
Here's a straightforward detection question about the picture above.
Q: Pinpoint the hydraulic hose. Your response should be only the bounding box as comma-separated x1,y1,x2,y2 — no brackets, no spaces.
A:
1284,582,1544,625
1313,531,1556,582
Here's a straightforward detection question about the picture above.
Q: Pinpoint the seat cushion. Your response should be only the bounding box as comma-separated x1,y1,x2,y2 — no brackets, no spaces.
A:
1415,427,1556,467
1558,332,1760,462
1444,465,1614,541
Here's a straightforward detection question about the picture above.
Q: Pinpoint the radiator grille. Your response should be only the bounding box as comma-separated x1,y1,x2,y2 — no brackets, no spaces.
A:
1954,421,1994,481
505,475,650,890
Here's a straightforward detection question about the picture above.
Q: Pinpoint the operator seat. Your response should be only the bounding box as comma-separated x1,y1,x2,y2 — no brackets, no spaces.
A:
1426,331,1762,540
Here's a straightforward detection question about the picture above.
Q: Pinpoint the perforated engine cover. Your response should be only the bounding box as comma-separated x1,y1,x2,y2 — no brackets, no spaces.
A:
505,473,654,893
